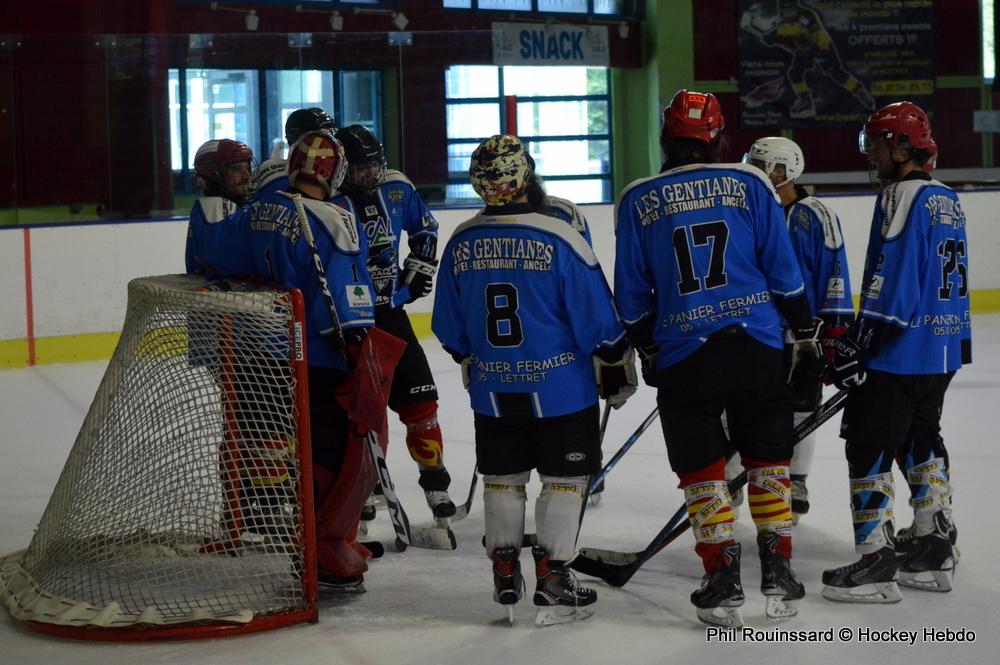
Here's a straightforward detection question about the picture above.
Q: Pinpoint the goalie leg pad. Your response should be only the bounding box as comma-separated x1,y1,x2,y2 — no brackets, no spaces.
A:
484,472,529,554
678,457,736,574
313,459,373,578
535,475,588,562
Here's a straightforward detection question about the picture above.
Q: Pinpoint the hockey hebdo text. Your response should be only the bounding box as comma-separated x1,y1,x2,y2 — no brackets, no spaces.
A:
705,626,976,645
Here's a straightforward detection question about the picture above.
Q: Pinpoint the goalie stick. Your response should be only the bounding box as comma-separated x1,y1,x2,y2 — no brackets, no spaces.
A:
293,194,455,553
365,429,457,551
570,389,848,587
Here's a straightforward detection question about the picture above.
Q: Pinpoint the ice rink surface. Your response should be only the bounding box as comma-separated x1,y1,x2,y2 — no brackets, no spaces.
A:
1,317,998,665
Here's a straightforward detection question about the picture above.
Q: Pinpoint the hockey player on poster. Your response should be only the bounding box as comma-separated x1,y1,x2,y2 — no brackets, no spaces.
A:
331,125,458,520
252,107,336,204
740,136,854,523
614,90,820,627
433,134,636,626
741,0,876,119
185,139,254,274
823,101,970,603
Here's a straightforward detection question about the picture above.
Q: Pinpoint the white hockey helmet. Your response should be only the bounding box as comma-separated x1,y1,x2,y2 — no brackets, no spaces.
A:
742,136,804,188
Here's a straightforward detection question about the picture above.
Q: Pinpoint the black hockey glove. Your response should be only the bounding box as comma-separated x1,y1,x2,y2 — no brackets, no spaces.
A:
593,347,638,409
636,344,659,388
829,334,868,390
787,317,825,391
401,255,437,303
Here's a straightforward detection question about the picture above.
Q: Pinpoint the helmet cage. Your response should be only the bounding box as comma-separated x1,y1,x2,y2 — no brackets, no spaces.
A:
287,130,347,198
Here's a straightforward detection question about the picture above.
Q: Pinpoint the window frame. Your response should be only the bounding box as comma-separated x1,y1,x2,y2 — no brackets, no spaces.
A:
170,66,382,193
444,65,613,204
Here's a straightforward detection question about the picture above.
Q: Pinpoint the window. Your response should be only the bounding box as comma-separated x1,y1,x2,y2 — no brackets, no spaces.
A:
984,0,995,82
444,65,612,204
168,67,381,191
442,0,630,15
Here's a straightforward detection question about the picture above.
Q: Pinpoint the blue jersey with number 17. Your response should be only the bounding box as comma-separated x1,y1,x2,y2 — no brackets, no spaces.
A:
615,163,806,368
433,211,625,418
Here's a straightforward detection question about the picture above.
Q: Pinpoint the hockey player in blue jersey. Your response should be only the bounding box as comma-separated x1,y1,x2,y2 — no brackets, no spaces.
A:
433,134,636,626
185,139,253,274
207,130,383,592
823,102,970,603
615,90,822,627
741,136,854,523
331,125,458,520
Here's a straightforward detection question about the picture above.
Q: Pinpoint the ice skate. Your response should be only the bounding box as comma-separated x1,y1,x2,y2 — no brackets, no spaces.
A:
691,543,744,628
758,533,804,621
531,547,596,627
425,490,457,521
317,570,366,594
491,546,524,625
896,512,958,558
898,512,957,592
821,546,901,603
790,477,809,525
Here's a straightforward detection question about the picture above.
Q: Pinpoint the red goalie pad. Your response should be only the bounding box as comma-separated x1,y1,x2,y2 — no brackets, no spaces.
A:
339,327,407,433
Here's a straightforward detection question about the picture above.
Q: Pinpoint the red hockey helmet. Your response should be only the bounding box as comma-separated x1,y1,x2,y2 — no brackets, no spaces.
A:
287,130,347,198
859,101,933,154
662,89,725,144
923,138,938,173
194,139,254,182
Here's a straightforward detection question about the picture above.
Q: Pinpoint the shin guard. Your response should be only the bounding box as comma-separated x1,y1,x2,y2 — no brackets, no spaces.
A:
902,454,952,537
745,460,793,559
790,411,815,477
535,475,588,562
399,401,445,470
678,458,736,574
484,471,529,554
851,471,895,554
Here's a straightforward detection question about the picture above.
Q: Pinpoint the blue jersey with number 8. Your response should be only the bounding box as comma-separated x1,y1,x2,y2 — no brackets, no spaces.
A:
433,211,625,418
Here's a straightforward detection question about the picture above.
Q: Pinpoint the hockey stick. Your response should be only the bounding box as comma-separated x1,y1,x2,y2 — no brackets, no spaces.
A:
570,389,849,587
587,401,615,505
589,405,658,495
365,429,457,551
451,465,480,521
293,194,454,552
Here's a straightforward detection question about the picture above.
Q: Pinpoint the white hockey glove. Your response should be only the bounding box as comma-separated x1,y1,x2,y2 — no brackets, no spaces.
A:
401,255,438,303
593,347,638,409
787,317,825,391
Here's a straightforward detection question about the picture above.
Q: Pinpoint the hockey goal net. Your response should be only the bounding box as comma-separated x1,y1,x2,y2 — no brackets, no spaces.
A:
0,274,317,640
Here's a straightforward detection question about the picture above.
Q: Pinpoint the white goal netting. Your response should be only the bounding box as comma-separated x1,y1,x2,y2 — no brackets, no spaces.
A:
0,275,316,638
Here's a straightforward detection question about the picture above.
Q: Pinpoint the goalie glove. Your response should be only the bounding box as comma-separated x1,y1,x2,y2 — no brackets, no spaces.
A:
593,347,638,409
401,255,437,303
829,334,868,390
787,317,825,391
